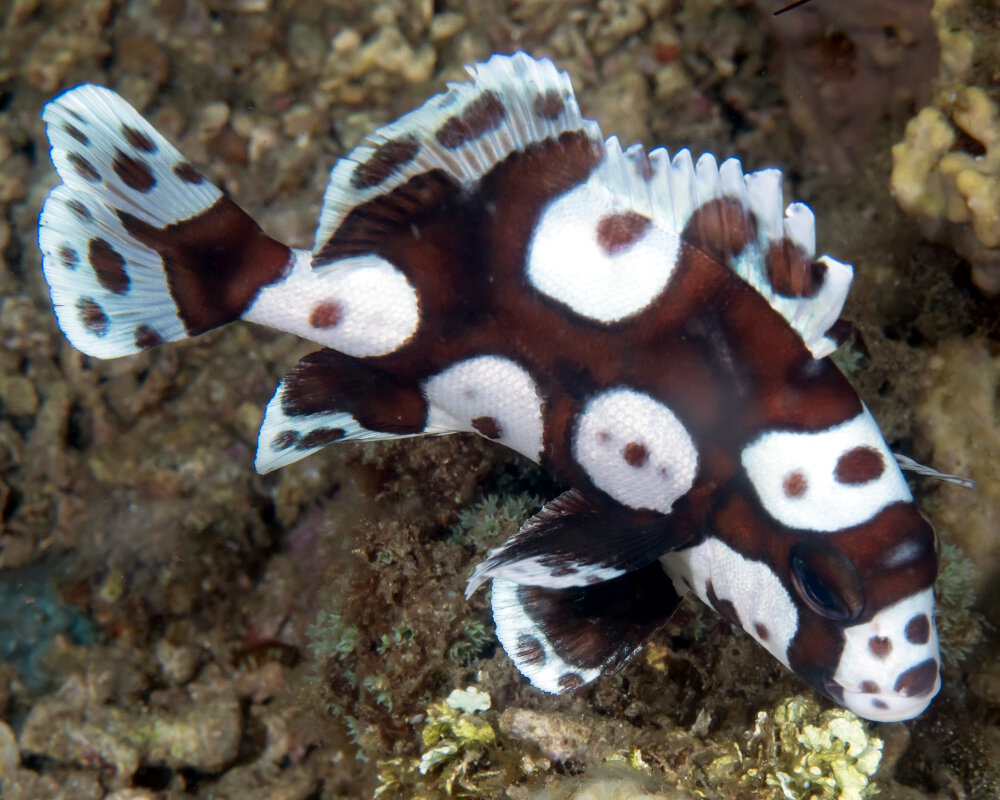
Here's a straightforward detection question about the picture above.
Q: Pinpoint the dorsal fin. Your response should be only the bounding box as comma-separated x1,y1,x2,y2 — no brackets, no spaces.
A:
315,52,850,357
312,52,602,267
523,128,853,357
642,147,854,359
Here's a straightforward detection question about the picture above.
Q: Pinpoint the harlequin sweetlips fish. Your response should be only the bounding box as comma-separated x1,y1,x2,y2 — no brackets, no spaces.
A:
38,53,941,722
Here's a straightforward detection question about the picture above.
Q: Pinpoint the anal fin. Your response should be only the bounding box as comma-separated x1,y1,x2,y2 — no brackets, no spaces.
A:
491,562,682,693
466,489,686,597
256,348,448,473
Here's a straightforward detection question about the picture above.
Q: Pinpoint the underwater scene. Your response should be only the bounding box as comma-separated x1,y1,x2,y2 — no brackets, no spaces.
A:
1,0,999,797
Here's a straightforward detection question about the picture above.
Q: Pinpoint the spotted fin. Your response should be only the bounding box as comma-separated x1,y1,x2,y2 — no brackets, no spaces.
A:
491,562,682,694
255,347,452,473
313,51,602,266
38,84,292,359
466,489,686,597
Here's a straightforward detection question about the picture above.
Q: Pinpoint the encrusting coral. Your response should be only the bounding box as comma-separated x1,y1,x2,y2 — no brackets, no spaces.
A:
916,337,1000,595
727,695,883,800
890,0,1000,294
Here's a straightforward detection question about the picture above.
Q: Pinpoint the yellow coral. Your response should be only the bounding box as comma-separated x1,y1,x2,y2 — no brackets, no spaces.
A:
736,695,883,800
376,686,501,798
890,2,1000,294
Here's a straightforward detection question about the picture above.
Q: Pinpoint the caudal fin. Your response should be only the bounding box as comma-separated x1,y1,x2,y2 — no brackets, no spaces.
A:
38,84,292,359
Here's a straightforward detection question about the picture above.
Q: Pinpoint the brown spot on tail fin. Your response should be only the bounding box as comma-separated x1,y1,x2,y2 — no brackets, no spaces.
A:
89,238,129,294
118,196,291,335
122,124,157,153
113,149,156,193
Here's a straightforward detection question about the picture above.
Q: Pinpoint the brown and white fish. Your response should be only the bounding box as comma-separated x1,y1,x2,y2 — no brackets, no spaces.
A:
38,53,942,721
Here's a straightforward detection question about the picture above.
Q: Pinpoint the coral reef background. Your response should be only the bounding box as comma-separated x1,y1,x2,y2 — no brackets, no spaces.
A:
0,0,997,798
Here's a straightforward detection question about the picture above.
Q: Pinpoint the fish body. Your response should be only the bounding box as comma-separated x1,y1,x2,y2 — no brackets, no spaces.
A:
38,53,940,721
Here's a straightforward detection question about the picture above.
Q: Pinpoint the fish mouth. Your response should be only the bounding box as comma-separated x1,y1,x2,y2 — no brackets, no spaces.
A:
824,668,941,723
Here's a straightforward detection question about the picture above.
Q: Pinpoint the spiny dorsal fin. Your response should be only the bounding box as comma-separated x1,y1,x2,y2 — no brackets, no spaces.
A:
643,147,854,359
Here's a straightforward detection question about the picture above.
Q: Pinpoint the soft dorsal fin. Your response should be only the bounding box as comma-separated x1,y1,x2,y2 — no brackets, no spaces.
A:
313,52,602,267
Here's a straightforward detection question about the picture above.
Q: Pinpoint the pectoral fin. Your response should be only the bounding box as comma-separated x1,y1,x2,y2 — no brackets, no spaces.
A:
491,562,682,693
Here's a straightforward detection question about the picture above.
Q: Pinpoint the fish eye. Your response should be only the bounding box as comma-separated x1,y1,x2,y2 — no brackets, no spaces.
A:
789,542,865,622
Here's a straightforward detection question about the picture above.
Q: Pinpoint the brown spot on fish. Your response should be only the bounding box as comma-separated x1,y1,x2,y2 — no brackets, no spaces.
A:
89,238,129,294
834,446,885,485
516,635,545,666
297,427,346,449
67,199,92,221
904,614,930,645
684,198,757,263
783,470,807,497
309,300,343,329
472,415,502,439
596,211,650,255
352,136,420,189
767,241,825,298
58,245,79,269
558,672,584,690
533,90,564,120
78,298,109,336
436,91,506,149
122,124,156,153
272,430,299,450
622,441,648,467
869,636,891,660
70,153,100,182
894,658,938,697
706,580,739,625
113,149,156,193
173,162,204,184
134,325,163,349
65,124,88,145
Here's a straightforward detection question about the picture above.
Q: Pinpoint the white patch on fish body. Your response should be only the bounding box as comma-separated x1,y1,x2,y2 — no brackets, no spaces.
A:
662,537,798,669
245,250,420,358
423,355,545,462
741,408,910,532
833,587,940,722
573,388,698,514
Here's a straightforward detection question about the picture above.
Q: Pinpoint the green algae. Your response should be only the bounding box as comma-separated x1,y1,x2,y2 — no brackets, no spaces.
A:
934,541,988,668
